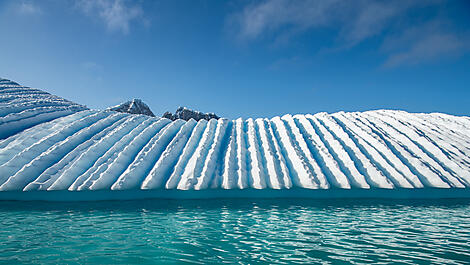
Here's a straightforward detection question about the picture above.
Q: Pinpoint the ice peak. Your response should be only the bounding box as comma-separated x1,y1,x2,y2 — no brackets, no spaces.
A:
108,99,155,117
163,107,220,121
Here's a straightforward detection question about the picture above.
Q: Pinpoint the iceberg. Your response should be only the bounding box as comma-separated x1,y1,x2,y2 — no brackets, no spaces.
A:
1,78,470,200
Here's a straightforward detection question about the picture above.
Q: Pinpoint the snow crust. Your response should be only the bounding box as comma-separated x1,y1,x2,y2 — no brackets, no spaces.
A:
1,78,470,200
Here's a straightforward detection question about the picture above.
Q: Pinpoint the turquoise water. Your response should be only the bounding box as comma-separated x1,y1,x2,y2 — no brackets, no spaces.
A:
1,199,470,264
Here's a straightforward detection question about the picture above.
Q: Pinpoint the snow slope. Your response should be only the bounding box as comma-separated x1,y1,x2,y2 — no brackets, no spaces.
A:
1,78,470,200
0,78,87,139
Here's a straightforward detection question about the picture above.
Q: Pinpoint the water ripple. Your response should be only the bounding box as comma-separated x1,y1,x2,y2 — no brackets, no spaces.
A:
0,199,470,264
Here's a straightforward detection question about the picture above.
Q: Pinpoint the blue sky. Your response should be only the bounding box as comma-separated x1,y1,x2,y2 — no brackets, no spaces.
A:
0,0,469,119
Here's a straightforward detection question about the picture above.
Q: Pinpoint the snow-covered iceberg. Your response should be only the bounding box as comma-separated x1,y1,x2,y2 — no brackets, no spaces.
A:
1,78,470,200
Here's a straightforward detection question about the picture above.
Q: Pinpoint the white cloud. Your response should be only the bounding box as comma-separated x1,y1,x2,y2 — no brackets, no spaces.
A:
229,0,341,41
229,0,469,66
76,0,143,34
230,0,438,44
382,22,469,67
341,1,405,46
18,1,42,15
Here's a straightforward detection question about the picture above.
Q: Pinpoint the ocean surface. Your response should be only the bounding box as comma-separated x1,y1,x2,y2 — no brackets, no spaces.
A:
1,199,469,264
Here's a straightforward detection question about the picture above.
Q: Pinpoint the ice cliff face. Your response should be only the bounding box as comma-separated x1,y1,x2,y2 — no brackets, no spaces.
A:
163,107,219,121
108,99,155,117
1,78,470,198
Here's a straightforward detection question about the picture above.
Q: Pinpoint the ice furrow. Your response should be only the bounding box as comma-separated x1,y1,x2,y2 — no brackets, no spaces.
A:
23,114,128,191
356,114,451,188
423,113,470,146
294,115,349,188
0,111,91,165
371,111,470,187
264,119,292,189
141,119,197,189
87,118,171,190
165,120,208,189
282,115,329,189
344,113,423,188
177,119,218,190
0,87,48,94
270,117,318,189
253,119,272,188
220,122,239,189
245,118,267,189
316,113,394,189
0,107,83,139
194,119,230,190
0,112,122,191
390,111,470,169
235,118,249,189
0,105,83,124
331,113,413,188
367,112,466,188
45,115,147,191
307,115,367,188
427,113,470,134
0,101,76,117
0,110,102,185
111,120,185,190
256,119,283,189
391,111,470,165
66,116,153,191
209,120,233,189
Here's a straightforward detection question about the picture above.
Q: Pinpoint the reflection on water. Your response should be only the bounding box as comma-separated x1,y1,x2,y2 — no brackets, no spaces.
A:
1,199,470,264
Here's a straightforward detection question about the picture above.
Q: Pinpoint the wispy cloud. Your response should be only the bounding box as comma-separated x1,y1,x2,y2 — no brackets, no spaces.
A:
229,0,469,67
228,0,341,41
229,0,424,44
17,1,42,15
76,0,144,34
382,22,470,67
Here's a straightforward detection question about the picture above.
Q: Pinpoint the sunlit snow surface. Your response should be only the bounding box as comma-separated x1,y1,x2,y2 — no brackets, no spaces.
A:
1,78,470,200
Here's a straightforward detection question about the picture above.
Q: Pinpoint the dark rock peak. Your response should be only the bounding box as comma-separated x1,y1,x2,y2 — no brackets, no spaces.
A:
163,107,220,121
108,99,155,117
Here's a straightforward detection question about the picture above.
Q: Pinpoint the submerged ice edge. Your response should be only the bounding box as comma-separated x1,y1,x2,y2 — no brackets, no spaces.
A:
2,78,470,196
